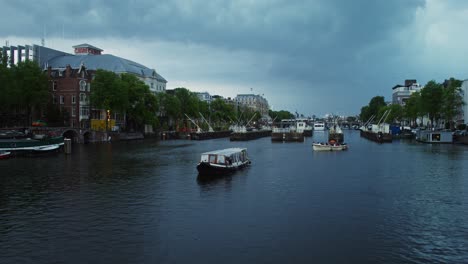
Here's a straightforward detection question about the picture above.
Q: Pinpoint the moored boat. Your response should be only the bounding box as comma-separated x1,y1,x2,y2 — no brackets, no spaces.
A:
33,144,61,153
197,148,251,175
312,142,348,151
0,150,11,159
271,119,305,142
328,124,344,143
313,122,326,131
0,136,65,152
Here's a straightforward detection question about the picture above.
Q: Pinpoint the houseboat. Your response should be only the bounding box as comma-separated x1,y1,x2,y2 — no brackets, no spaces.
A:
197,148,251,175
271,120,306,142
416,130,453,144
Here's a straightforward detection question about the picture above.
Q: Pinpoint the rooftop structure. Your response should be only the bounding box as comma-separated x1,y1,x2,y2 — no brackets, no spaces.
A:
392,79,422,106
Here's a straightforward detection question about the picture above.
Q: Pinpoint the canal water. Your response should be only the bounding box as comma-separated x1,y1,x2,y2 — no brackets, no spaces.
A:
1,130,467,263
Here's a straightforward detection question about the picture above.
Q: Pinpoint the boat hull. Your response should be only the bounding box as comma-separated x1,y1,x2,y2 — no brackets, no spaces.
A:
313,143,348,151
197,161,250,175
0,136,65,151
0,151,11,159
271,132,304,142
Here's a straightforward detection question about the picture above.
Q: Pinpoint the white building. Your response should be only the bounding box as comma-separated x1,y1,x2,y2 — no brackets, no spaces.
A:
196,92,212,103
392,79,422,106
235,94,269,116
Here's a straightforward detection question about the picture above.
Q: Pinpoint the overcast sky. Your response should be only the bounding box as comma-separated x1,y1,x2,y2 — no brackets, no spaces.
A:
2,0,468,117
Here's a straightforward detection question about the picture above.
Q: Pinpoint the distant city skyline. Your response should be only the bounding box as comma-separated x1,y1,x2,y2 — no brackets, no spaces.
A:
1,0,468,117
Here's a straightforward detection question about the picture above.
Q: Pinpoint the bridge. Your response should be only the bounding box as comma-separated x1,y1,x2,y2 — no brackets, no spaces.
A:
29,127,92,143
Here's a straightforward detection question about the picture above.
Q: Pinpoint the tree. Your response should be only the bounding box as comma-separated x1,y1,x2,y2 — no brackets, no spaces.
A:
209,98,235,129
156,92,181,130
359,96,386,123
420,80,443,127
0,52,11,113
442,77,464,129
11,60,49,126
174,87,201,129
378,104,403,124
121,73,158,131
91,70,129,112
403,91,421,126
268,110,294,121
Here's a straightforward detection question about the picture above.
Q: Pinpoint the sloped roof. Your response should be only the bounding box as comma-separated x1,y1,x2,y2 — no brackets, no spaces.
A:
47,54,167,82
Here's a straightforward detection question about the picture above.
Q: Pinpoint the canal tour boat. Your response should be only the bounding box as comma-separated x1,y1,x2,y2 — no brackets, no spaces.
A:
197,148,251,175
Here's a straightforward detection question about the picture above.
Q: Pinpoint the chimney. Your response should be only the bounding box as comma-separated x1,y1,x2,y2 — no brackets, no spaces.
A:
66,65,71,77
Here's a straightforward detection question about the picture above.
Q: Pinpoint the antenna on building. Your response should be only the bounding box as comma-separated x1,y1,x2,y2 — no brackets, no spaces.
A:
41,24,46,47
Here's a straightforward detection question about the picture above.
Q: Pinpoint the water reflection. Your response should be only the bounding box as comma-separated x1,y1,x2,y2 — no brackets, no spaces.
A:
197,174,233,186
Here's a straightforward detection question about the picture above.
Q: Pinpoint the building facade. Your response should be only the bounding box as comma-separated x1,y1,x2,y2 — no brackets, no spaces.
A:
39,44,167,130
196,92,212,103
235,94,269,116
392,79,422,106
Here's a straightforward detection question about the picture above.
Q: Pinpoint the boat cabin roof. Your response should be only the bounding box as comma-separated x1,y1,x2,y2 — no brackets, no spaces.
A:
201,148,247,156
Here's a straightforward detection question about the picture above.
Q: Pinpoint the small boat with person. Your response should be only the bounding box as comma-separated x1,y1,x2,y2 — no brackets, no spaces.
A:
197,148,251,175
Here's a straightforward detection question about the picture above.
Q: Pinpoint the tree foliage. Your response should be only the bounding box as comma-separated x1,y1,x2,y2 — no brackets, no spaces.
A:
403,91,421,125
91,70,160,131
442,77,464,129
269,110,294,121
359,96,386,122
420,80,444,126
121,73,159,130
8,60,49,125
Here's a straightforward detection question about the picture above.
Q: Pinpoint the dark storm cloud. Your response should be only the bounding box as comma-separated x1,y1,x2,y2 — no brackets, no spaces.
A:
1,0,427,115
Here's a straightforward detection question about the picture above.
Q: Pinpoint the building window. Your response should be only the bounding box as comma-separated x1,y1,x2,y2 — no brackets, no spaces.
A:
52,81,57,91
151,83,154,89
72,107,76,117
87,83,91,92
53,95,57,104
72,95,76,104
79,80,86,91
60,95,64,104
80,106,90,117
80,93,86,103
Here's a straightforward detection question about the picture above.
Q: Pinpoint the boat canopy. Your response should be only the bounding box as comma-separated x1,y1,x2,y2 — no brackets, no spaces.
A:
200,148,248,164
200,148,247,156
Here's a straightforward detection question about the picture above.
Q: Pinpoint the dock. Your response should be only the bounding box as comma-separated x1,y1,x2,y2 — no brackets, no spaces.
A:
230,129,272,141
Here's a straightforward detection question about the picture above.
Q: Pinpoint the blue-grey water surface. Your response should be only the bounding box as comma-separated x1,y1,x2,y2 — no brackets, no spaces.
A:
1,130,467,263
